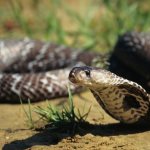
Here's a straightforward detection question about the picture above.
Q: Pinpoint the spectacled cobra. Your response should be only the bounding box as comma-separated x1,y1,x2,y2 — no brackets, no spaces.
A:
69,32,150,124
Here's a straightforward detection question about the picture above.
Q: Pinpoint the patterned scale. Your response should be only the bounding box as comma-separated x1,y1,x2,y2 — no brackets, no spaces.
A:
1,32,150,103
0,39,100,103
109,32,150,92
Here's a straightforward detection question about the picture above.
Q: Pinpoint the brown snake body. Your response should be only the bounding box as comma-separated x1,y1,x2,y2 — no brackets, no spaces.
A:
0,39,99,102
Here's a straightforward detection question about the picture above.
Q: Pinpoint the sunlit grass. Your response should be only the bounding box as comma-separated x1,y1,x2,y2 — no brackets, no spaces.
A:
20,98,35,129
35,86,91,133
20,86,91,133
0,0,150,51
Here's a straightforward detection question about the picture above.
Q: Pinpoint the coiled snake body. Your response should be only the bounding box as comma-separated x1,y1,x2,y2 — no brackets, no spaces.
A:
0,39,99,102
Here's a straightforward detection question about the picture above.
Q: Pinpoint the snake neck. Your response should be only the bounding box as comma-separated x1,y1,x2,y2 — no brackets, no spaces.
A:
91,84,150,124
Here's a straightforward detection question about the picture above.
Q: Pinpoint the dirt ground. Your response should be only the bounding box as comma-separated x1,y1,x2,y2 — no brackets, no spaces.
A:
1,91,150,150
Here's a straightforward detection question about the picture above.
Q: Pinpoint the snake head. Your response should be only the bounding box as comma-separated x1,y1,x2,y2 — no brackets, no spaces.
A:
69,66,119,90
69,66,91,85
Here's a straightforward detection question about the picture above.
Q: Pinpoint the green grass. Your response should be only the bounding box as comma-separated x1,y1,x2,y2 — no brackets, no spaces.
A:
35,86,91,133
20,98,35,129
20,86,91,133
0,0,150,52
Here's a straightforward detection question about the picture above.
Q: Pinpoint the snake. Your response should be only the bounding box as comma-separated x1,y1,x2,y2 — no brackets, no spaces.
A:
69,32,150,124
0,31,150,111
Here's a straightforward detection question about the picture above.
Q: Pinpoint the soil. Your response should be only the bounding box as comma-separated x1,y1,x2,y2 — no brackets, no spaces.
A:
1,91,150,150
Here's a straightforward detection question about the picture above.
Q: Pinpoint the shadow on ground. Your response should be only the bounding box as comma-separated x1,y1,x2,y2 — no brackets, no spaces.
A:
2,122,150,150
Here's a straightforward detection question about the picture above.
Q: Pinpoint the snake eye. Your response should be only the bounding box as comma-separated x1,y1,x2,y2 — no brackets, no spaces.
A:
85,70,90,77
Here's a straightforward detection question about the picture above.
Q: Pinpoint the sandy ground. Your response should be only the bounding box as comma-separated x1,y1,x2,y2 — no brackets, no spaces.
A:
1,91,150,150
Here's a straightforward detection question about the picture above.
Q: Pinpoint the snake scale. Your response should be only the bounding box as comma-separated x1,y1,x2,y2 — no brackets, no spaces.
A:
0,38,100,102
1,32,150,124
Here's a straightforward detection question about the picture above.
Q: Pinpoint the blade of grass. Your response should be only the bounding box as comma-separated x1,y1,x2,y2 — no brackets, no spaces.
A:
35,85,91,133
20,98,34,129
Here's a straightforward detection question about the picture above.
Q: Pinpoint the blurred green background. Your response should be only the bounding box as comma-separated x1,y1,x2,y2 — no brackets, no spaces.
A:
0,0,150,52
